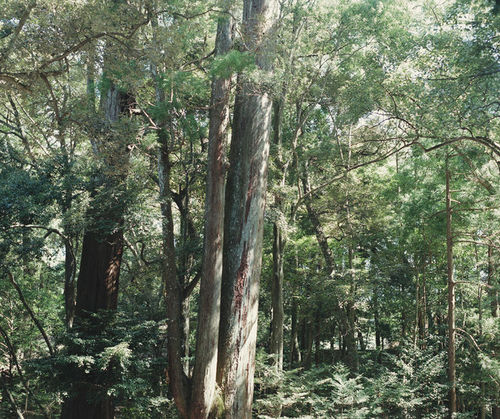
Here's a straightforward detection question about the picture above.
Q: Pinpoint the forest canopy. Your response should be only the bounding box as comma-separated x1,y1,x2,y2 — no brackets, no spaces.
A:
0,0,498,417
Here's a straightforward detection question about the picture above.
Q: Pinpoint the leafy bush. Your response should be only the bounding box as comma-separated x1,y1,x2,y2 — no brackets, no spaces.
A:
254,341,450,418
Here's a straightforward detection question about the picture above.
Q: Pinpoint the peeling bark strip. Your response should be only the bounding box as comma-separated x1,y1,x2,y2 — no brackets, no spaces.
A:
217,0,276,417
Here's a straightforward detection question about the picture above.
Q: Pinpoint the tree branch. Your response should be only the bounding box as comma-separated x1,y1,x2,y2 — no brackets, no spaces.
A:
6,271,54,356
0,323,49,417
0,373,25,419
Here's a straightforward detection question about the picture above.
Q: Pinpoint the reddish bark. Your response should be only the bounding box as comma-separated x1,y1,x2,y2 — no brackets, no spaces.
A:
62,82,130,419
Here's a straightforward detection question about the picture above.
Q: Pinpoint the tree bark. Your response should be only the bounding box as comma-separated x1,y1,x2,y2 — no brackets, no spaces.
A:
189,10,233,418
216,1,276,416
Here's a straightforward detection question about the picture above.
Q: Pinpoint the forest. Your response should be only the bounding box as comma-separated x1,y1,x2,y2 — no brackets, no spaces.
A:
0,0,498,417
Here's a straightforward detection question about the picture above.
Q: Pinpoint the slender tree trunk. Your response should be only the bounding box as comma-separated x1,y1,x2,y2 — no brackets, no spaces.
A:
345,246,359,372
414,268,420,348
446,167,457,416
178,186,192,375
159,128,190,418
488,245,500,419
358,329,365,351
303,317,313,369
489,246,498,318
374,289,381,350
64,237,76,328
419,254,429,347
216,1,276,416
330,322,336,361
314,311,321,365
290,296,301,366
271,221,284,370
477,246,486,419
189,10,233,418
270,92,285,373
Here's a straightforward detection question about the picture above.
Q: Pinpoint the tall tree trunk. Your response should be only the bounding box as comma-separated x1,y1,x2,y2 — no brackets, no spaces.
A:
159,129,190,418
189,10,233,418
62,79,131,419
216,1,276,417
446,167,457,416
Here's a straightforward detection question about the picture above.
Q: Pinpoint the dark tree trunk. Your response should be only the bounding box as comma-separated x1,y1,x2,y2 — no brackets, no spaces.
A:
64,238,76,328
290,296,300,366
60,394,114,419
216,1,276,416
358,330,365,351
75,229,123,315
62,80,131,419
